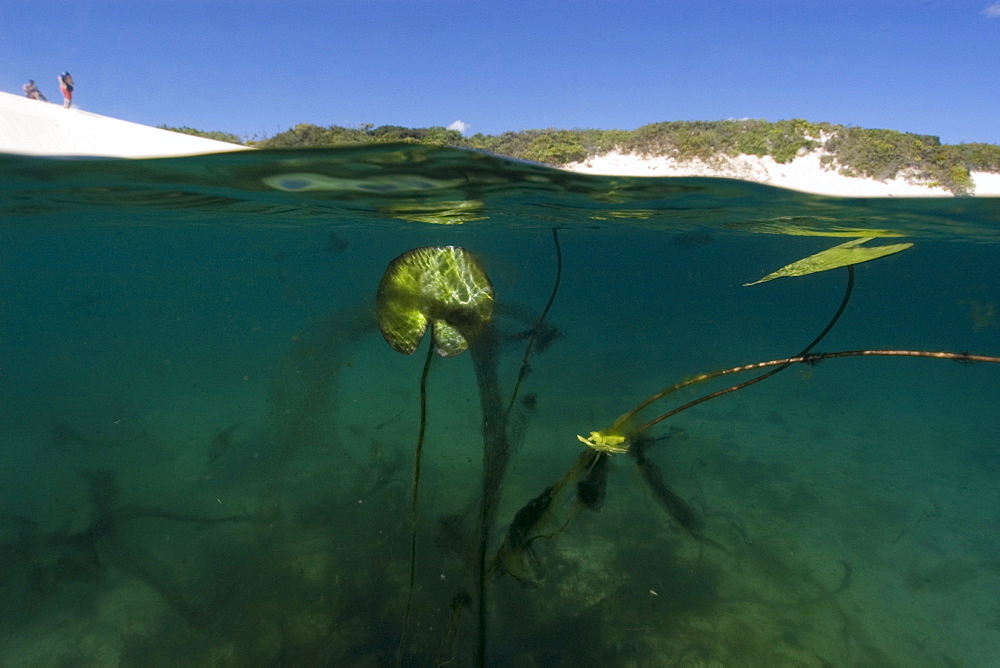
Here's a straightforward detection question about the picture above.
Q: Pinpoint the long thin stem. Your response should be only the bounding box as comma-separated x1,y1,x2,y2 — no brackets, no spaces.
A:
505,227,563,420
631,349,1000,436
396,341,436,668
613,266,854,435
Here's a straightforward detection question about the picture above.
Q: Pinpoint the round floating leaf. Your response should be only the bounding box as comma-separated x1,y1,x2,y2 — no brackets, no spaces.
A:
376,246,494,357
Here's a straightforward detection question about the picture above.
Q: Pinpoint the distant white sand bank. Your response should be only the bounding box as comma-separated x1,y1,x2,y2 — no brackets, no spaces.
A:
565,150,1000,198
0,91,248,158
3,90,997,197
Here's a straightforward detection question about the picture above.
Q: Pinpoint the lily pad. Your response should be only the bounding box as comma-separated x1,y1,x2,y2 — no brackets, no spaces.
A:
376,246,494,357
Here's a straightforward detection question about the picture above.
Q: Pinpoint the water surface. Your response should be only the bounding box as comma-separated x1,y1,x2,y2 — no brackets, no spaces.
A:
1,144,998,665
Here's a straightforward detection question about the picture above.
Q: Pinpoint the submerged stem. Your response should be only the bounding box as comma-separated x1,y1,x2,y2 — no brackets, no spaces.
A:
469,329,507,668
505,228,563,421
631,349,1000,436
613,265,855,435
396,342,435,667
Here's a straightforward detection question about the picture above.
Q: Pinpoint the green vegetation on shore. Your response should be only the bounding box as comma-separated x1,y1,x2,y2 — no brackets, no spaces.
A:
157,125,243,145
164,119,1000,194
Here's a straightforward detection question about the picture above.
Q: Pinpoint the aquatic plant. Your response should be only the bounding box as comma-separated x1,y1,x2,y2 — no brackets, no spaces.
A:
1,466,263,627
376,235,564,666
372,236,999,666
578,240,1000,452
376,245,504,665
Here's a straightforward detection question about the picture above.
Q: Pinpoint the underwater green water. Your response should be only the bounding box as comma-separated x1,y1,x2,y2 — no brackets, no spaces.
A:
1,144,999,666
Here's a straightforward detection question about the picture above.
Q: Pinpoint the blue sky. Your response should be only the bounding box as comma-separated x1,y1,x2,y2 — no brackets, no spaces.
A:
3,1,999,144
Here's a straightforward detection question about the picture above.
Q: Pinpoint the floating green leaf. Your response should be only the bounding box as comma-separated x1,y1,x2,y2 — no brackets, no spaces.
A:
376,246,494,357
744,237,914,286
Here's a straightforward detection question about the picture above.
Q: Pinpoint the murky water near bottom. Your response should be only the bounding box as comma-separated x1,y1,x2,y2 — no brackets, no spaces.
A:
1,145,998,665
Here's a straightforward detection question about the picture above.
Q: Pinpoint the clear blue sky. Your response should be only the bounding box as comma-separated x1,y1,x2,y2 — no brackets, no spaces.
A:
3,1,999,144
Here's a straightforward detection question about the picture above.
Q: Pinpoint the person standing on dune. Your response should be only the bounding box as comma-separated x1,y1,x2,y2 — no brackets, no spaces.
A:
58,72,75,108
22,80,47,101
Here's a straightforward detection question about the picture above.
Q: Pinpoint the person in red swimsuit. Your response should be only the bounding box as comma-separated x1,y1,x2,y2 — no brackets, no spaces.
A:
58,72,75,108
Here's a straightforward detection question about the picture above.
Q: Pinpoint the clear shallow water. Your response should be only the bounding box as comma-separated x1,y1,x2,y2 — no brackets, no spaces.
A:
1,144,999,666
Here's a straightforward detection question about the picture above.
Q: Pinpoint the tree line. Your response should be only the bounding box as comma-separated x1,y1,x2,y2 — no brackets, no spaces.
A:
160,119,1000,195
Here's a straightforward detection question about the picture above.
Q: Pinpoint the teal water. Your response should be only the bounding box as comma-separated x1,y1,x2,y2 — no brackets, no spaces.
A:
1,144,998,666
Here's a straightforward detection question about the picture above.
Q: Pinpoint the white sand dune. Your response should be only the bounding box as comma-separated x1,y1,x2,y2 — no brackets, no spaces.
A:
0,91,249,158
3,89,997,197
565,150,1000,198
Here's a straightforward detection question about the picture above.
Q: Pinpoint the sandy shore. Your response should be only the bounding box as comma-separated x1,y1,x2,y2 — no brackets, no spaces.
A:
3,88,998,197
0,91,248,158
565,150,1000,198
